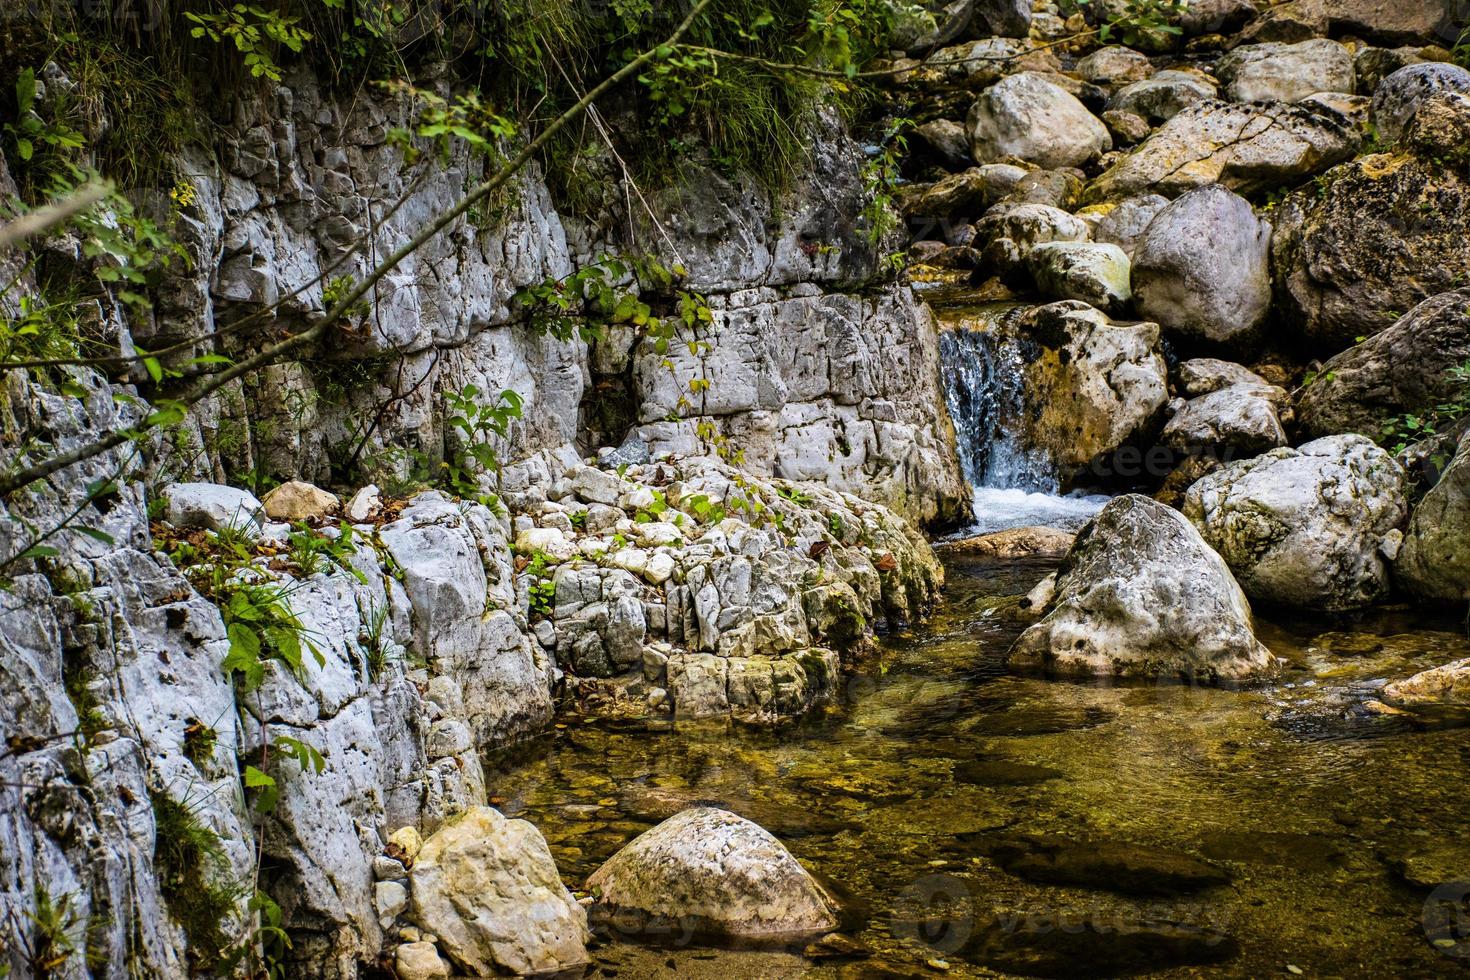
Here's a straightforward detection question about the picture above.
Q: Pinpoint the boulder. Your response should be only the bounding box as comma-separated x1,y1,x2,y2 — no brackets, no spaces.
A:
1178,0,1256,36
973,0,1032,37
1076,46,1156,88
409,806,589,976
900,165,1020,222
1001,302,1169,476
1271,95,1470,352
1085,100,1359,201
1371,63,1470,142
1108,69,1218,124
1176,357,1273,395
1092,193,1169,258
1183,435,1408,611
1102,109,1153,145
1396,433,1470,603
973,203,1091,276
909,119,974,172
1027,241,1132,312
930,38,1061,86
1217,40,1355,103
395,943,451,980
161,482,264,534
967,73,1112,170
998,168,1085,210
1010,494,1275,683
261,479,340,521
1161,382,1289,454
586,807,839,945
1131,184,1273,349
1295,289,1470,439
1354,45,1432,92
1292,0,1451,47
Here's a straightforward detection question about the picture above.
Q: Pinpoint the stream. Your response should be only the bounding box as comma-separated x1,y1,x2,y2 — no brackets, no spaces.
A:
491,554,1470,977
485,287,1470,978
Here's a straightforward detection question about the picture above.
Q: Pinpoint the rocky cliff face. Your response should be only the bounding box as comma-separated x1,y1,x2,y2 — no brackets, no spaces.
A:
0,63,962,979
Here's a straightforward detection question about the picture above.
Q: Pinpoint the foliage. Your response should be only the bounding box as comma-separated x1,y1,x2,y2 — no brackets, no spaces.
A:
441,384,524,497
1453,21,1470,70
1380,359,1470,461
859,118,908,246
185,4,313,82
152,793,238,972
355,595,394,678
286,522,366,581
216,581,324,692
2,69,84,172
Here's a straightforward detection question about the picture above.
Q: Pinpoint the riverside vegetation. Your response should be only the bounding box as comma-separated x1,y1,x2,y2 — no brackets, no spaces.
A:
2,0,1470,977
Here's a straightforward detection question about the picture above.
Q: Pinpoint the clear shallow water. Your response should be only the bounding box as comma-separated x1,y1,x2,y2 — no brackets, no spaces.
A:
491,558,1470,978
960,487,1109,536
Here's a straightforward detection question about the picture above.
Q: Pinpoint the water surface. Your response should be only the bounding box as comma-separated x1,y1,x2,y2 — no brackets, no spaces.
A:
491,557,1470,977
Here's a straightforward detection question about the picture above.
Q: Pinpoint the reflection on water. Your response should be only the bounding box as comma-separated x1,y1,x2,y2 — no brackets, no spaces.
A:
490,557,1470,978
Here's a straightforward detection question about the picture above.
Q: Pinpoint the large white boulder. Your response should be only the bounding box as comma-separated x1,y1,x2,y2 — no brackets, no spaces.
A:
1131,184,1272,348
1183,435,1408,611
161,482,264,535
1010,494,1275,684
409,806,589,976
586,807,839,945
967,72,1111,169
1217,39,1355,103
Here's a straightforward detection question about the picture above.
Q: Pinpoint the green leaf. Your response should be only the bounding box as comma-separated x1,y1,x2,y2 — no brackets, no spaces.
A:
73,526,115,546
18,544,60,560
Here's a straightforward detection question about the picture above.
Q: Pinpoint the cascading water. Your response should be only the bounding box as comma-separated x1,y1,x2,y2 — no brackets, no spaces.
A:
936,303,1108,535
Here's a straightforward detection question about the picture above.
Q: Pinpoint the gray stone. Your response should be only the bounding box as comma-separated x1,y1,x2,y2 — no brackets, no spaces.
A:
1217,40,1355,103
162,482,263,534
1076,46,1156,88
409,806,589,976
586,807,839,944
1371,62,1470,142
1011,494,1275,683
1092,193,1169,258
967,73,1111,170
1109,69,1218,124
1184,435,1408,611
1086,100,1360,201
1027,241,1133,312
1132,184,1272,349
1396,434,1470,604
1161,382,1289,454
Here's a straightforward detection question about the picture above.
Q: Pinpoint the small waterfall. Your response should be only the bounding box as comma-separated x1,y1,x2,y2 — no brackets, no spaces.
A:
938,326,1056,494
936,305,1108,535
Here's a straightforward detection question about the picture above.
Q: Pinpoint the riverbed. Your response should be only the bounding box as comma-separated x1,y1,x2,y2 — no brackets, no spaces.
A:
489,554,1470,978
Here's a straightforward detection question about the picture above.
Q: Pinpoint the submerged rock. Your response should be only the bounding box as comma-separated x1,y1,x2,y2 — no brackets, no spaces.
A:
409,806,589,976
1010,495,1274,683
1396,434,1470,604
981,835,1230,895
967,73,1111,170
1383,658,1470,712
586,807,839,946
966,912,1238,977
1184,435,1408,611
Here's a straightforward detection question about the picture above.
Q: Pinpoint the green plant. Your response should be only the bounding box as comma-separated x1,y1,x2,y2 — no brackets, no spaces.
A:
152,792,238,971
286,522,366,581
355,595,394,679
185,4,312,81
216,581,323,692
633,489,669,524
827,512,845,539
684,493,726,525
2,69,85,178
183,717,218,767
1381,360,1470,460
321,275,370,321
528,578,557,619
440,384,524,498
859,118,908,246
